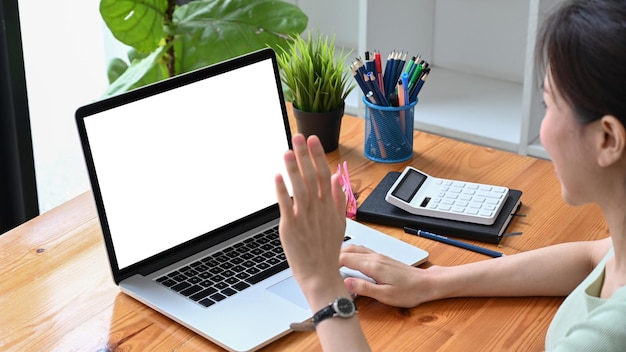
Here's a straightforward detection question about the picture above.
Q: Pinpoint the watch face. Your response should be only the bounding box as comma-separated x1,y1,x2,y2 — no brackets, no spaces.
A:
335,297,355,317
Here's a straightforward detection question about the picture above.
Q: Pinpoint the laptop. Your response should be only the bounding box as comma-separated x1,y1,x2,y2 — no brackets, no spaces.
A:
75,48,429,351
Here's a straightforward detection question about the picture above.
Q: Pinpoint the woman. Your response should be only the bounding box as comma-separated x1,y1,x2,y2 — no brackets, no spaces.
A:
274,0,626,350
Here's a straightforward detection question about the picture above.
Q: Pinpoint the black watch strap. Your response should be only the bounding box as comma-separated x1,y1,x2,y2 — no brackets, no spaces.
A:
311,297,357,327
290,296,357,331
312,304,337,326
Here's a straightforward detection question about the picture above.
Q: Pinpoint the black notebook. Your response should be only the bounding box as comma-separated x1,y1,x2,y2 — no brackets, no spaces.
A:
356,172,523,244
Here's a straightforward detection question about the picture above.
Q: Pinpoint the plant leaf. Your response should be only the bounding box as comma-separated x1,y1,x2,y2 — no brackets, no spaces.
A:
172,0,308,71
106,58,129,84
100,0,168,53
101,45,169,98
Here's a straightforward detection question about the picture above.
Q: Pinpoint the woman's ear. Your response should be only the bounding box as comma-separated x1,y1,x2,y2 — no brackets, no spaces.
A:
596,115,626,167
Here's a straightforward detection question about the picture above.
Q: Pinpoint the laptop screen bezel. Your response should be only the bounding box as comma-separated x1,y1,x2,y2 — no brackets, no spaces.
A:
75,48,291,284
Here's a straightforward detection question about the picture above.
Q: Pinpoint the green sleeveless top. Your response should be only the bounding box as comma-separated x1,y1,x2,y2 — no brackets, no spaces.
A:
546,249,626,351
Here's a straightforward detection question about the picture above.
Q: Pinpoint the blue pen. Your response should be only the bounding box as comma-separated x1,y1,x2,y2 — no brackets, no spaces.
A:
401,72,409,105
404,227,504,258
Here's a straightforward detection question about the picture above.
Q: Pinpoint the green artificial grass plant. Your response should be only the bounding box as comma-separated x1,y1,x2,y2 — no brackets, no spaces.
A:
277,31,354,113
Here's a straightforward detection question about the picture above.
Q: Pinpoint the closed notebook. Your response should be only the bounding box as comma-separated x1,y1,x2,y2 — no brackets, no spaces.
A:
356,172,523,244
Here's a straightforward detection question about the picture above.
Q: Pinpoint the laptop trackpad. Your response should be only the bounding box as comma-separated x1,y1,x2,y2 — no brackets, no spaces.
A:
267,277,309,309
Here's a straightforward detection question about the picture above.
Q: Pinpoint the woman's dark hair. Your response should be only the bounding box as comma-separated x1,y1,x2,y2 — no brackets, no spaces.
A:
536,0,626,125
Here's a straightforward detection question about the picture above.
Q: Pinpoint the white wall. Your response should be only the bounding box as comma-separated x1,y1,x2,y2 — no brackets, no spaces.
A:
294,0,361,50
299,0,529,84
433,0,529,83
19,0,108,212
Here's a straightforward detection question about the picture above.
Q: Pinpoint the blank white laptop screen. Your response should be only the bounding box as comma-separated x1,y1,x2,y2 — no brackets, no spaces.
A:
83,58,288,270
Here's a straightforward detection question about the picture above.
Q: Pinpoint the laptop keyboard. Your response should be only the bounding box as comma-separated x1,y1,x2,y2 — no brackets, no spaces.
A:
155,225,288,308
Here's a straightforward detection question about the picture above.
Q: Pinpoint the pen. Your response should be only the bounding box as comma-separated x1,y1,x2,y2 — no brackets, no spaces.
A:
397,77,406,106
351,63,369,96
382,52,392,97
397,77,407,133
355,57,367,77
404,55,416,75
389,92,399,107
374,51,384,95
363,73,380,105
403,227,504,258
365,91,387,159
365,51,374,73
393,52,407,89
367,72,388,106
407,60,424,93
401,72,409,105
384,52,398,96
409,69,430,103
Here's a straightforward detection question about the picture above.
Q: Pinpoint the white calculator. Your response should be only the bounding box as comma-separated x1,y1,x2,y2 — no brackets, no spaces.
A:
385,166,509,225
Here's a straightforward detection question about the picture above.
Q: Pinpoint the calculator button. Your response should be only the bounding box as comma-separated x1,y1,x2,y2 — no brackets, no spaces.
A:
479,191,503,199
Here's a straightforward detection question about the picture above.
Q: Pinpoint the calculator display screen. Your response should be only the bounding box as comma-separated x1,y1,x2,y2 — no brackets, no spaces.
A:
392,169,427,202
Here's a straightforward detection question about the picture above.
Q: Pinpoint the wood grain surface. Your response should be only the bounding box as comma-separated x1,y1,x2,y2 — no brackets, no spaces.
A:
0,106,607,351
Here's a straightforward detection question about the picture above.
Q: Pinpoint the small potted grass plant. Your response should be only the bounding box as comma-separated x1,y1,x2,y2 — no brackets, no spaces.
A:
277,30,354,152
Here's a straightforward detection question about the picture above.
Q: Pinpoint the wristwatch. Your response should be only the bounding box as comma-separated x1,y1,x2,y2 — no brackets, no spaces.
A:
311,297,357,328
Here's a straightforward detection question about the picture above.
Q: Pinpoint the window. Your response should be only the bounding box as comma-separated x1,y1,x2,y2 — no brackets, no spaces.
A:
19,0,109,212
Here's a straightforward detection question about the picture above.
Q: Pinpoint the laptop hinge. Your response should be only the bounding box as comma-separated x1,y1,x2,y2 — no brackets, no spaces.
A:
137,207,280,276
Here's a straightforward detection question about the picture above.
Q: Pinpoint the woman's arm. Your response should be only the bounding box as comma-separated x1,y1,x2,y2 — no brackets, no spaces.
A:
341,237,612,308
275,133,370,351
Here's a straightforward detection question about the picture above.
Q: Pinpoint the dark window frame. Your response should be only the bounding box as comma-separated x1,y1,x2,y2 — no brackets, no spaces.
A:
0,0,39,234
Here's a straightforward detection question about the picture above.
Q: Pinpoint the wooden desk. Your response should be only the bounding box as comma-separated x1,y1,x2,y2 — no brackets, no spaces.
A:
0,111,608,351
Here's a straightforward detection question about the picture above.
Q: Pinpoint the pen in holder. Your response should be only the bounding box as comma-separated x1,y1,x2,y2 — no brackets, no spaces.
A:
363,96,417,163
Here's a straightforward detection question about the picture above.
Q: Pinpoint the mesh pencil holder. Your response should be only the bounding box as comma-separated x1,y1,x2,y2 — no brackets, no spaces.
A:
363,97,417,163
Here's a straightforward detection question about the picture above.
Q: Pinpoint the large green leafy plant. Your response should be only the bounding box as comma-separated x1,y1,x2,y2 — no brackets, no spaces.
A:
100,0,308,97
